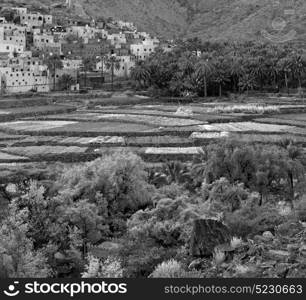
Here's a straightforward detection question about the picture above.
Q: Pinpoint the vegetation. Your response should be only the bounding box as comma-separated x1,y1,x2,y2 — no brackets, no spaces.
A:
131,40,306,97
0,139,305,278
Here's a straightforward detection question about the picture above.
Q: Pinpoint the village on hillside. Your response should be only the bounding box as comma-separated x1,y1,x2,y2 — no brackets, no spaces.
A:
0,0,172,94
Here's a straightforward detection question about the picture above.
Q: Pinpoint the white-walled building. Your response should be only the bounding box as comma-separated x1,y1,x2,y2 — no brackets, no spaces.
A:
11,7,28,15
62,59,82,69
19,11,53,29
33,33,61,50
107,33,126,46
2,35,26,48
67,25,95,39
130,40,158,60
0,23,26,48
115,21,136,31
0,43,24,56
0,65,50,94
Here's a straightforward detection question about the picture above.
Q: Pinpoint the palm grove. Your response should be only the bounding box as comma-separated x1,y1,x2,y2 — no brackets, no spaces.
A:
131,39,306,97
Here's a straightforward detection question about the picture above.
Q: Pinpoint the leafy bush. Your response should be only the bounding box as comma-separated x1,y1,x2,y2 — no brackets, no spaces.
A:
118,237,177,278
0,200,52,277
153,183,189,202
128,195,208,247
82,256,123,278
225,200,288,238
295,196,306,221
201,177,250,214
56,150,154,216
151,259,184,278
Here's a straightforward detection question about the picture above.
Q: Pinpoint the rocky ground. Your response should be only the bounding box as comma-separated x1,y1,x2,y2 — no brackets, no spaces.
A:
189,220,306,278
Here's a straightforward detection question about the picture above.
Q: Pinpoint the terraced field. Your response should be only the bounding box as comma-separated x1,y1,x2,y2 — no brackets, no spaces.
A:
0,97,306,170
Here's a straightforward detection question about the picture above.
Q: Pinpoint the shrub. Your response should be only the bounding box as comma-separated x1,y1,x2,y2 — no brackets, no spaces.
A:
119,237,177,278
0,200,52,277
151,259,184,278
295,196,306,221
128,195,208,247
153,183,188,202
56,150,154,216
225,200,287,238
201,178,250,214
82,256,123,278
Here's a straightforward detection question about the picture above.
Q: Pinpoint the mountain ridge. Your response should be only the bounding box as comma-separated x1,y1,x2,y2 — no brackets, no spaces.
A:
2,0,306,43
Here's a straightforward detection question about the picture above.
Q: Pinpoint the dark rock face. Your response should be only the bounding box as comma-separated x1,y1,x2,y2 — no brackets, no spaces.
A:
190,219,231,257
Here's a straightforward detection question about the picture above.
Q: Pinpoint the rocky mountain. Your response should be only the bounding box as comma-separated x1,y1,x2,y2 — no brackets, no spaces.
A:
2,0,306,43
70,0,306,44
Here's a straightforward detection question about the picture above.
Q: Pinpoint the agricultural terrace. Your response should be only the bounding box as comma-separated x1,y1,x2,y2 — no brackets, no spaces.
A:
0,93,306,182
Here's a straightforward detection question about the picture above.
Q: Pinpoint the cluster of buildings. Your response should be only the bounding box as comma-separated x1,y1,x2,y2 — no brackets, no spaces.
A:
0,3,166,94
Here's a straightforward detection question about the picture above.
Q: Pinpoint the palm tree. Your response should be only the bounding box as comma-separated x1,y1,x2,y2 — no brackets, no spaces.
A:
288,51,306,90
43,53,63,91
265,46,282,92
130,63,151,88
105,55,121,90
212,56,230,97
82,56,96,88
195,56,214,97
277,57,292,95
250,56,266,92
60,74,75,91
169,71,185,96
161,161,191,185
238,72,256,95
178,51,197,81
282,145,305,203
229,56,245,93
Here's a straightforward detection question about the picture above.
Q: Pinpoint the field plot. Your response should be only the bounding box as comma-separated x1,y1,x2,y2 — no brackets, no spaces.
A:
190,132,230,140
0,105,76,121
254,118,306,128
145,147,202,155
0,151,29,162
0,120,156,136
94,113,204,126
12,135,126,146
39,113,204,127
196,122,301,134
1,99,306,164
126,136,193,147
268,113,306,121
0,132,26,141
228,133,306,145
3,146,87,156
0,121,77,131
1,146,90,162
0,110,10,115
45,121,154,134
58,136,126,145
91,108,236,122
